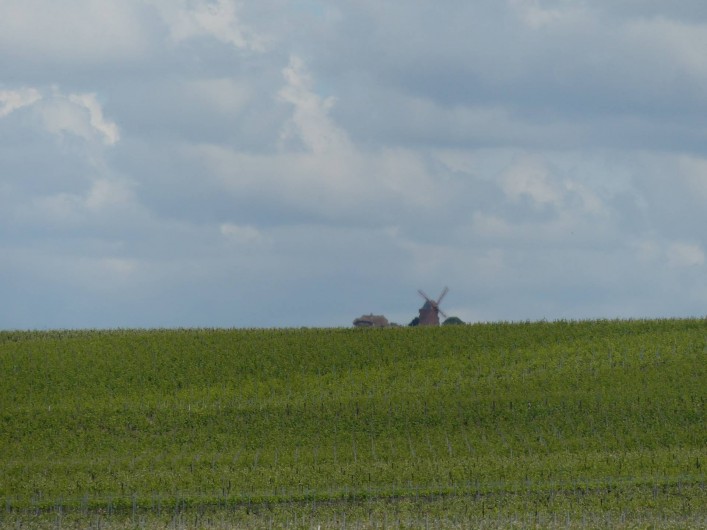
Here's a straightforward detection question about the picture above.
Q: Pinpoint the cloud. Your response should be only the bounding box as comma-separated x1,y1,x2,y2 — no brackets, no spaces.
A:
499,155,607,217
84,178,135,211
626,17,707,82
278,55,352,155
667,242,705,268
0,88,42,118
634,238,705,269
0,0,149,64
184,78,252,114
508,0,587,29
34,89,120,145
68,94,120,145
679,155,707,200
192,55,445,227
1,85,132,242
321,2,707,157
15,178,138,232
2,0,707,328
220,223,264,244
501,157,564,207
153,0,267,51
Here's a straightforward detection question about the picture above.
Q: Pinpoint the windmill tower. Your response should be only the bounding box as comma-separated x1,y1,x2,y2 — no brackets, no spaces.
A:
417,287,449,326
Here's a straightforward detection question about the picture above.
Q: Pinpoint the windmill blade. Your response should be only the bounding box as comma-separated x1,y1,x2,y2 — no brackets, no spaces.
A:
436,286,449,305
418,289,432,302
438,308,448,319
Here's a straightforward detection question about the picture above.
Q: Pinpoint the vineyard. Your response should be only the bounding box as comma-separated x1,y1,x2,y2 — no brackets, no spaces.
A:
0,319,705,528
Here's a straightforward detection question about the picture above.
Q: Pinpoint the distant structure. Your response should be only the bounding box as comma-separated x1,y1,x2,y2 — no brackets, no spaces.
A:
417,287,449,326
353,287,456,328
353,314,390,328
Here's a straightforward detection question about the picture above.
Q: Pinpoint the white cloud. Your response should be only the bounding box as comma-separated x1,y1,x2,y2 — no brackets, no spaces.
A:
471,212,514,238
68,93,120,145
38,98,90,141
508,0,587,29
501,156,563,207
99,257,139,277
633,239,705,269
563,179,607,216
278,55,352,156
29,193,85,226
84,179,134,211
499,155,608,217
196,142,440,223
220,223,263,244
0,88,42,118
3,1,707,328
667,242,705,268
0,0,149,63
678,155,707,200
154,0,266,51
190,55,445,224
17,178,138,230
37,90,119,145
55,255,142,294
184,78,251,114
626,17,707,82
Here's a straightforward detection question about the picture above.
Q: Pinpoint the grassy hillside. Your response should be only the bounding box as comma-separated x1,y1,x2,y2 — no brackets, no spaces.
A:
0,319,705,528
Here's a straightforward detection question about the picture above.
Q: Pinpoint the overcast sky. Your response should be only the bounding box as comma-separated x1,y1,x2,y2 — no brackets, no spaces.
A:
1,0,706,329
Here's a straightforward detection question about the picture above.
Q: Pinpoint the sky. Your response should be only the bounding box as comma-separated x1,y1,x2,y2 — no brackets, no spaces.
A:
1,0,706,329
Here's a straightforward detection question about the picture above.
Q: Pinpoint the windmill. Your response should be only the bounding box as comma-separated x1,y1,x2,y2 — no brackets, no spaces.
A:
417,287,449,326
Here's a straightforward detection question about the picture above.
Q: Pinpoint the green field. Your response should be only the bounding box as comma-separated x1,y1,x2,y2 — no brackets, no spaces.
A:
0,319,705,528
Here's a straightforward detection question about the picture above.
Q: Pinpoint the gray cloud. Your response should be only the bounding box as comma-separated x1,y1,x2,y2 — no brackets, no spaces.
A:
1,0,705,328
